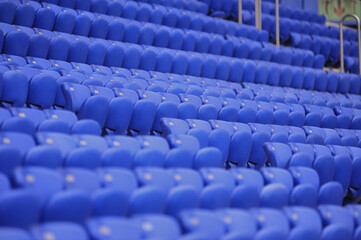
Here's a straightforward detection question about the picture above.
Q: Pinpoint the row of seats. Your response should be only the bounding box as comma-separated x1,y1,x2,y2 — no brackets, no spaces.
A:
257,15,358,67
62,81,361,129
243,10,357,44
2,64,361,131
161,117,361,150
59,81,361,130
1,68,361,132
0,165,347,229
4,64,361,123
245,5,353,41
3,104,361,175
250,0,326,24
1,53,361,109
0,24,355,94
0,131,226,170
0,1,323,68
6,0,108,12
2,204,360,240
1,58,361,115
0,107,102,136
1,126,359,204
289,32,356,66
0,167,343,212
129,0,209,14
201,0,326,25
0,23,306,79
13,0,355,73
39,0,210,14
242,82,361,109
263,141,361,201
160,118,361,201
231,11,358,68
2,68,360,133
0,0,269,42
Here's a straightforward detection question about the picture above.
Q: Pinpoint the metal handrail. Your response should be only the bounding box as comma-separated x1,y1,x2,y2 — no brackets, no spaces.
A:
255,0,262,30
238,0,242,24
340,14,361,74
275,0,280,47
253,0,280,47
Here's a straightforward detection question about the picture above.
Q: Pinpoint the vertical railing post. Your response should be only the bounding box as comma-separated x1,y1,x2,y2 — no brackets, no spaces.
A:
255,0,262,30
275,0,280,47
340,14,361,74
238,0,242,24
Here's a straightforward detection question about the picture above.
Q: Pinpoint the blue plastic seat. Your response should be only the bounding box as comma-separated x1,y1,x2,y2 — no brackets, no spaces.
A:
2,26,30,57
92,187,130,217
346,204,361,239
27,168,91,223
134,136,169,167
62,83,110,127
1,70,28,107
36,132,76,159
252,208,289,240
169,168,203,193
336,129,358,146
65,146,101,169
129,186,166,215
133,214,181,240
165,135,197,168
104,90,134,135
309,144,336,185
0,136,21,176
161,118,189,136
13,167,63,207
194,147,223,170
259,173,290,209
1,132,35,158
165,184,200,217
1,116,35,136
128,97,156,135
285,206,322,240
0,190,40,228
264,142,293,168
218,208,257,239
44,109,78,127
71,119,102,135
9,108,46,129
289,167,319,207
103,135,139,168
22,145,61,169
262,167,293,191
213,121,253,167
347,147,361,202
135,167,174,193
200,168,235,193
327,145,352,195
27,73,57,109
318,181,344,205
98,167,137,196
180,209,225,240
318,205,354,240
198,168,234,210
63,167,100,194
